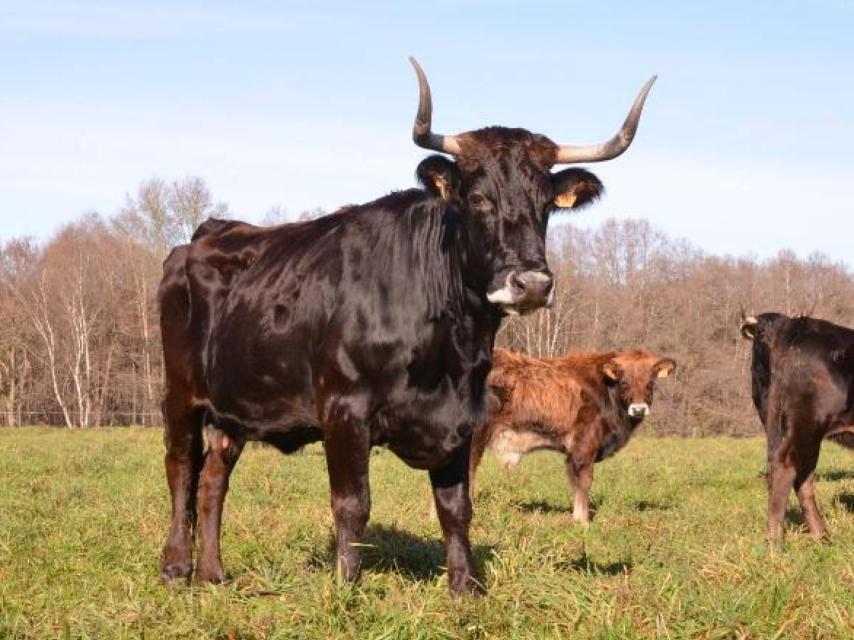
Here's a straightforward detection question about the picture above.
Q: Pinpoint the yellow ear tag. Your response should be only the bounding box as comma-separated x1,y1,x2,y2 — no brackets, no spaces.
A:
554,191,578,208
434,176,449,200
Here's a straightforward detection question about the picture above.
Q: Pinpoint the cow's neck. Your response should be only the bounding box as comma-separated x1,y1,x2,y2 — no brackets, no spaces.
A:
401,197,496,323
595,391,642,461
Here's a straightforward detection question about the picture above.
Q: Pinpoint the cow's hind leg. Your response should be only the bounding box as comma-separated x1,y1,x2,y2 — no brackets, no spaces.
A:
324,409,371,584
160,397,204,584
431,439,481,595
793,436,827,540
194,427,244,583
766,437,797,545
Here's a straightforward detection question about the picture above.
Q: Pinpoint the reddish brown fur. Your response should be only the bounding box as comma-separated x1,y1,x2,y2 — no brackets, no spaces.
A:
471,348,676,522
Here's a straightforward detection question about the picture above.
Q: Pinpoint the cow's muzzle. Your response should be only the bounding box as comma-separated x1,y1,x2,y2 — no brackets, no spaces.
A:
487,270,554,315
628,403,650,418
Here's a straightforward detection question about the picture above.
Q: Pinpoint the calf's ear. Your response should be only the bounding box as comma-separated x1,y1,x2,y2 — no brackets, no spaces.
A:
602,361,623,382
551,168,604,210
653,358,677,379
416,155,461,201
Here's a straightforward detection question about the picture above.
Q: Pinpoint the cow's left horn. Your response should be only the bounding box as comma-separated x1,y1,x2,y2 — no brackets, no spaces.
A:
555,76,657,164
409,57,462,155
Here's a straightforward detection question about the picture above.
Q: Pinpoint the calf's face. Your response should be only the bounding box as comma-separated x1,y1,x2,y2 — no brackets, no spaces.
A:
601,352,676,420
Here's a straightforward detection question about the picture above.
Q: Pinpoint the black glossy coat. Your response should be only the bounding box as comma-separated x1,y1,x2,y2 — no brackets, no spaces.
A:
158,131,604,594
743,312,854,543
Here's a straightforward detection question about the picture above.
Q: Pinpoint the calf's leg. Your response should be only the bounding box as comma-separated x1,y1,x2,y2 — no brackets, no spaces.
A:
431,439,481,595
468,423,492,500
566,457,594,524
160,396,204,583
194,427,244,583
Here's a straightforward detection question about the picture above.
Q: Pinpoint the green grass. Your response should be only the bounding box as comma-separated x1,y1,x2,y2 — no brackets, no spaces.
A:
0,429,852,639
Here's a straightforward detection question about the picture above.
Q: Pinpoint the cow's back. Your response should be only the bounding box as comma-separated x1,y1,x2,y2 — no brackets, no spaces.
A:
485,349,610,442
158,219,271,400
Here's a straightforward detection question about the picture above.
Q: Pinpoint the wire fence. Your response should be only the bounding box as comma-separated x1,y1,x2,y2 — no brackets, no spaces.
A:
0,411,163,427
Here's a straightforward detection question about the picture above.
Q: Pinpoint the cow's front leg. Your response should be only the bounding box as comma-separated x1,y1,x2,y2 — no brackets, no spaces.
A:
324,410,371,584
430,439,481,595
194,427,244,583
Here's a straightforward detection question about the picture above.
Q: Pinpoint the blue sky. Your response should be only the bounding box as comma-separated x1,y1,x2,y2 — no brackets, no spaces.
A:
2,1,853,262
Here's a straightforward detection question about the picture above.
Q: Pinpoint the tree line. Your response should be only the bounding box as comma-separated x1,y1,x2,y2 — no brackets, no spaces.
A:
2,177,851,434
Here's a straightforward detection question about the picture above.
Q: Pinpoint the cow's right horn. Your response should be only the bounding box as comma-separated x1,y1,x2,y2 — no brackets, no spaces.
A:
409,57,462,155
554,76,657,164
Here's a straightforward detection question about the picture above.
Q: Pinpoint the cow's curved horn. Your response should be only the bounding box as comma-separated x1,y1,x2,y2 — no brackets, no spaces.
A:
555,76,657,164
409,57,462,155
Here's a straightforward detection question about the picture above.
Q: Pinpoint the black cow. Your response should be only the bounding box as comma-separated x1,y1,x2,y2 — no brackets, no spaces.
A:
158,58,655,594
741,312,854,543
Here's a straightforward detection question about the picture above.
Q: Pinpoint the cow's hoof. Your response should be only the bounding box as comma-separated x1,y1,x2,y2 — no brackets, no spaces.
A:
160,561,192,585
766,537,785,553
448,572,484,597
194,565,226,584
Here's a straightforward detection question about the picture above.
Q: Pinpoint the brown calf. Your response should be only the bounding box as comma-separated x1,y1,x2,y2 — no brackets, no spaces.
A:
470,348,676,522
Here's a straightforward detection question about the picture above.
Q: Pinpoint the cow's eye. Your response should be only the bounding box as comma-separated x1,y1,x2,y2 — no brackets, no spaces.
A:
468,193,489,210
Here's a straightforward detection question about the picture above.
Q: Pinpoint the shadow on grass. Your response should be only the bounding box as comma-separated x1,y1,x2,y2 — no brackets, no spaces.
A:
631,499,671,512
514,499,571,515
305,524,495,582
556,552,632,576
834,492,854,512
785,506,805,527
818,469,854,482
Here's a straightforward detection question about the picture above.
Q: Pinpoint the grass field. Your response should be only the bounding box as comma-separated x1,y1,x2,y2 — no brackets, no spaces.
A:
0,428,852,639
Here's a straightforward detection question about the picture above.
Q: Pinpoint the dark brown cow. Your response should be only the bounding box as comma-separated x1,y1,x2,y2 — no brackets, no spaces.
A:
741,312,854,543
470,348,676,522
158,59,656,595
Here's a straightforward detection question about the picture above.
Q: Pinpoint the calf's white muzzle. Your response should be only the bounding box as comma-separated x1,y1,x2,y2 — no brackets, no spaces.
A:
628,403,650,418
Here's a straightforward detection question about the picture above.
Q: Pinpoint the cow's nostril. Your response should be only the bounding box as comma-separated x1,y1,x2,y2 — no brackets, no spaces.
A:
628,403,649,417
516,271,552,299
509,272,527,293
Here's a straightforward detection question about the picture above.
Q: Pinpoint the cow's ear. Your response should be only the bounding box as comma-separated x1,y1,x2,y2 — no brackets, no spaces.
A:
740,316,758,340
653,358,677,379
416,155,460,201
602,361,623,382
551,168,603,210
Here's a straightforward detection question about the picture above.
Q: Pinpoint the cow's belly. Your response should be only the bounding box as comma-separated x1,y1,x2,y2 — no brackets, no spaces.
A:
376,391,484,470
826,424,854,449
490,429,560,469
